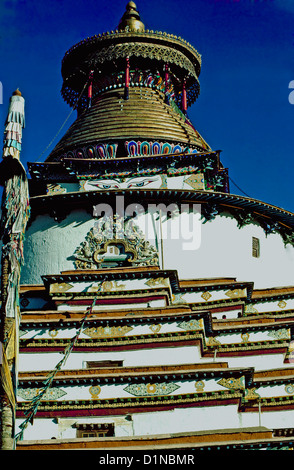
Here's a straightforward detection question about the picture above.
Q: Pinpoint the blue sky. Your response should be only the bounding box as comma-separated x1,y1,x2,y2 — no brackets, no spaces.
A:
0,0,293,211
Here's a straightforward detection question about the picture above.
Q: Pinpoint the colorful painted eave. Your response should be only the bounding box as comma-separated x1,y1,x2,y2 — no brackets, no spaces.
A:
28,151,220,181
15,386,294,420
19,304,294,331
18,362,250,385
16,356,294,419
18,314,293,358
61,28,202,73
18,330,205,354
17,364,294,403
20,307,203,325
41,267,180,291
27,188,294,236
17,364,294,400
251,286,294,302
40,269,253,298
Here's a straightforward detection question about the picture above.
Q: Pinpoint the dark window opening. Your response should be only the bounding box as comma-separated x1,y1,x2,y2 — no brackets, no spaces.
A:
76,423,115,438
85,360,124,369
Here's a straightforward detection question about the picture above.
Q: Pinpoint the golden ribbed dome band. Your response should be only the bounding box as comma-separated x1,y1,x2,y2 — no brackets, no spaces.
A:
46,88,210,162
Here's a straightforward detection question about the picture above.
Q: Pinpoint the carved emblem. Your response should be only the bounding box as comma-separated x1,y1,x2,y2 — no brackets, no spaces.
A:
89,385,101,399
73,215,159,269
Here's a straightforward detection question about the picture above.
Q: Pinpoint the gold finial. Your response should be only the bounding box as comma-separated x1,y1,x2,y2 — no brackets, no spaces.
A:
13,88,22,96
118,2,145,32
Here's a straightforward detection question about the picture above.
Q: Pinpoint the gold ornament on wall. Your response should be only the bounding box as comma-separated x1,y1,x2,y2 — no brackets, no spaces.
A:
89,385,101,399
241,332,250,343
201,291,212,301
195,381,205,392
149,324,162,333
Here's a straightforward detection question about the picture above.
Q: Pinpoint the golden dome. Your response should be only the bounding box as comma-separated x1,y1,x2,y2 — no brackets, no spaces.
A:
46,87,210,161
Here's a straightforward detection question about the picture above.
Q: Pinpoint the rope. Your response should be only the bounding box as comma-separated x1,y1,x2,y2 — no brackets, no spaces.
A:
229,176,250,198
33,80,89,163
14,290,100,442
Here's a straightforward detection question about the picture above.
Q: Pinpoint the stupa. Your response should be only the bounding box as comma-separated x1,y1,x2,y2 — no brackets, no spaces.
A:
1,2,294,451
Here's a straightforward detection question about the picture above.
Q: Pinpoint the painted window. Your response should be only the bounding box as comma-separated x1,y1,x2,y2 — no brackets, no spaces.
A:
252,237,260,258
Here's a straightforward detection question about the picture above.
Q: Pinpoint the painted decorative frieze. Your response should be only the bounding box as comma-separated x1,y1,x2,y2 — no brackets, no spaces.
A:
225,289,247,299
83,325,133,338
249,298,294,314
217,377,245,390
80,174,167,191
177,319,203,330
173,288,248,306
17,387,67,401
79,172,205,192
267,329,290,340
61,143,119,160
46,184,67,195
145,277,170,288
57,141,200,162
49,277,170,296
124,382,180,397
125,141,198,157
244,388,260,400
207,329,291,347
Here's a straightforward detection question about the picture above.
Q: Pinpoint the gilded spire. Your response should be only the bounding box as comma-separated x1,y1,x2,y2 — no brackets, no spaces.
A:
13,88,22,96
118,2,145,32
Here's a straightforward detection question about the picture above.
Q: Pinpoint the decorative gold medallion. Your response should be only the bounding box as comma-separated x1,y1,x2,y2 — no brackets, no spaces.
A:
241,332,250,343
89,385,101,399
149,324,162,333
201,291,212,301
195,381,205,392
49,329,58,338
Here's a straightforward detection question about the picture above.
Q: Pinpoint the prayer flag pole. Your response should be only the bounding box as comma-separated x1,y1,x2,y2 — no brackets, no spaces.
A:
0,90,29,450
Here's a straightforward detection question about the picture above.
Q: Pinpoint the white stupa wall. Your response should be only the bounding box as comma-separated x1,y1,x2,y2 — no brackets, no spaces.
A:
15,405,294,441
21,208,294,289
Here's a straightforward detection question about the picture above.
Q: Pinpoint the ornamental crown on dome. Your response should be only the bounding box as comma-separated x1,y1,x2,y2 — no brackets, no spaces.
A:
118,2,145,32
